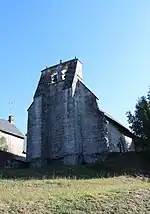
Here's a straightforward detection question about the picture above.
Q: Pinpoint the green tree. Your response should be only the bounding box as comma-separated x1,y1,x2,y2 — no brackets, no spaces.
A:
126,89,150,150
0,136,9,152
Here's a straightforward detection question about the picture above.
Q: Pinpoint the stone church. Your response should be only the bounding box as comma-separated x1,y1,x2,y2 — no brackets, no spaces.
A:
26,58,134,167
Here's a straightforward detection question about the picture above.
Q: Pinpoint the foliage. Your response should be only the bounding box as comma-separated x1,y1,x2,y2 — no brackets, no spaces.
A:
126,89,150,150
0,136,8,152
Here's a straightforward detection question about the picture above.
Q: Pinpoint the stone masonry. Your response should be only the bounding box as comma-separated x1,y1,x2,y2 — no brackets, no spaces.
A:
26,58,134,167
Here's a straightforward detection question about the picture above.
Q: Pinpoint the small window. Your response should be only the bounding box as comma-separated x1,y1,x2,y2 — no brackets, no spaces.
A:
61,69,67,80
51,73,58,83
53,74,58,82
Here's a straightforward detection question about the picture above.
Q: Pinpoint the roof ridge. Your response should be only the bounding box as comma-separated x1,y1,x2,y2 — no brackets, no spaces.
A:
0,118,24,139
41,58,78,73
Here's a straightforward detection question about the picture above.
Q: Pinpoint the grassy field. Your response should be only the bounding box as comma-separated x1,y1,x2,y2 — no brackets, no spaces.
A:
0,165,150,214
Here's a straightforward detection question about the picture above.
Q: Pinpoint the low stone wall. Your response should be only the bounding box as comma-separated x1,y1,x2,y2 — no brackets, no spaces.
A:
5,159,28,168
0,150,27,168
0,150,13,167
29,151,109,168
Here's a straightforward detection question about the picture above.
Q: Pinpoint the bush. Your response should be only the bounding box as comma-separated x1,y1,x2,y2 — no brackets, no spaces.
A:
0,136,9,152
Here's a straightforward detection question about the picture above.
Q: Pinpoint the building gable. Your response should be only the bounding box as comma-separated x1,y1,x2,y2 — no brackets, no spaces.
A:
0,119,24,139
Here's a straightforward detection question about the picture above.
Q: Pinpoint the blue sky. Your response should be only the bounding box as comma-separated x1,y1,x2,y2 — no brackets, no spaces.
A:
0,0,150,134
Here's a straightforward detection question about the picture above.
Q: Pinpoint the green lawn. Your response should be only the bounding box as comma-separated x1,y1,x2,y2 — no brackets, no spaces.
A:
0,167,150,213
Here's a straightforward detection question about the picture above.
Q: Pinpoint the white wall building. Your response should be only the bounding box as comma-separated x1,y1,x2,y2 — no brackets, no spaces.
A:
0,115,25,156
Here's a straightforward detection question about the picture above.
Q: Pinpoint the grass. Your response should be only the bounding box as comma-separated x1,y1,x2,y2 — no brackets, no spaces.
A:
0,152,149,213
0,165,150,213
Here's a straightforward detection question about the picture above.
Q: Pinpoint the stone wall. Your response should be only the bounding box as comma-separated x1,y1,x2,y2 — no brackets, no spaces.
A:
0,150,26,168
41,80,81,165
124,135,135,151
107,121,134,152
27,80,108,165
73,81,108,164
42,81,70,162
27,59,134,167
27,96,42,162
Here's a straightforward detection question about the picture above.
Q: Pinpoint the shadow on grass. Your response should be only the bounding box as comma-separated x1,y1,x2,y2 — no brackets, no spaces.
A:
0,164,149,180
0,152,149,180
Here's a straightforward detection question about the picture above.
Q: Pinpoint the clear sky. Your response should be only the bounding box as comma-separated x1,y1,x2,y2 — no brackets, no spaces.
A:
0,0,150,134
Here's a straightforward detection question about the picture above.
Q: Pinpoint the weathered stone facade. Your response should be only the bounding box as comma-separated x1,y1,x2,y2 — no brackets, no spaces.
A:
27,58,134,167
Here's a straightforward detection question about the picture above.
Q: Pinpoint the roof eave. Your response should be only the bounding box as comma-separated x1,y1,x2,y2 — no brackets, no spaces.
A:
0,129,25,139
105,115,134,138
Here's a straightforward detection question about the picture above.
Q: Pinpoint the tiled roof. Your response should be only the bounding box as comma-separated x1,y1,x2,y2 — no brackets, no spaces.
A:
0,119,24,139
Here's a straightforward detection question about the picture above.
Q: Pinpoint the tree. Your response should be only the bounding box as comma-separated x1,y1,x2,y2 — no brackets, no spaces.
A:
126,89,150,150
0,136,9,152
